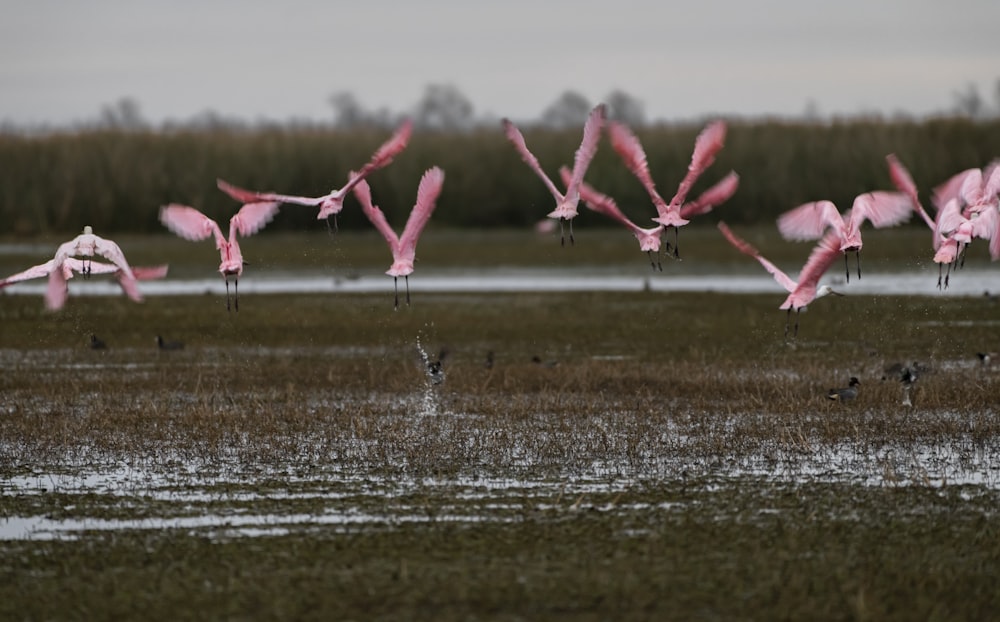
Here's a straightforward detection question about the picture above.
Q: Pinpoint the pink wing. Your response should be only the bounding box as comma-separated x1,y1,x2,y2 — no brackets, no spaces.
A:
959,169,985,206
608,121,669,213
45,269,68,311
794,230,843,292
777,200,843,241
116,274,142,303
131,265,169,280
717,221,796,293
92,236,134,278
502,118,563,202
563,166,657,236
217,178,321,207
932,168,975,210
398,167,445,258
562,104,606,201
886,154,935,229
983,160,1000,201
668,120,727,208
849,191,913,229
935,199,965,238
0,259,58,288
230,201,280,238
160,204,226,249
352,177,400,249
355,119,413,179
680,171,740,219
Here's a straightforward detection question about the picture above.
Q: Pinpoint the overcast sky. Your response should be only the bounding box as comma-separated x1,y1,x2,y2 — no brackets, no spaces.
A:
2,0,998,127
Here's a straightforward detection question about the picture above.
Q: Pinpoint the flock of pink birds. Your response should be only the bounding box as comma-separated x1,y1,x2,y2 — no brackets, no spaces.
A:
2,103,999,335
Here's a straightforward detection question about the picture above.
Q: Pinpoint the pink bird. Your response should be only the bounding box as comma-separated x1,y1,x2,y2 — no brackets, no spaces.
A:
2,258,168,311
216,119,412,231
562,167,739,270
888,154,1000,288
159,201,279,311
776,191,912,282
352,167,445,309
502,104,606,246
609,119,727,258
718,222,843,339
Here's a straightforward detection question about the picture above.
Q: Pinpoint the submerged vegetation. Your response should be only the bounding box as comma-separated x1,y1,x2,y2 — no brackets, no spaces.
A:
2,224,999,618
1,117,999,234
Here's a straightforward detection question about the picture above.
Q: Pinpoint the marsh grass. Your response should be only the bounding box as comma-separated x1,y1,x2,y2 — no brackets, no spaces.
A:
2,231,1000,619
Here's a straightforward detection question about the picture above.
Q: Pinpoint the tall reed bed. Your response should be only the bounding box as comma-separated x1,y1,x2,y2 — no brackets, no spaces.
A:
1,118,998,234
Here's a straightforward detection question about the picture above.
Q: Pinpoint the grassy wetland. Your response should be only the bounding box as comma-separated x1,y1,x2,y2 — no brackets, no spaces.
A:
2,223,1000,620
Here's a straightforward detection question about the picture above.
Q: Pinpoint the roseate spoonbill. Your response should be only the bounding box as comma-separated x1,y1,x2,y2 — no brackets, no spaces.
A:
352,167,444,309
827,377,860,402
1,257,168,311
776,191,912,282
216,119,412,231
564,166,739,270
156,335,184,351
90,334,107,350
50,226,136,280
609,119,727,258
717,222,843,339
561,166,664,269
159,201,280,311
502,104,606,246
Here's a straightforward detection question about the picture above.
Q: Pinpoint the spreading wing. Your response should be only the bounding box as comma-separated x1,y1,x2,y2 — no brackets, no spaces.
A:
399,167,445,258
0,259,58,288
794,230,843,292
850,191,913,229
217,178,320,207
353,177,400,249
680,171,740,219
932,168,975,210
45,269,68,311
609,121,669,213
92,235,134,277
563,104,606,199
777,200,843,241
230,201,280,238
886,154,935,229
502,118,563,202
717,221,796,293
668,120,726,208
160,204,226,249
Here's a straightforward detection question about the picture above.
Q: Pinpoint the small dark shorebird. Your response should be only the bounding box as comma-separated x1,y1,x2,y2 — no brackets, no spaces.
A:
89,334,107,350
156,335,184,351
827,377,860,402
417,344,447,385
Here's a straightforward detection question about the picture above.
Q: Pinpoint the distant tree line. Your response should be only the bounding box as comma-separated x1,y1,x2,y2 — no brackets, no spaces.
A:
1,111,998,236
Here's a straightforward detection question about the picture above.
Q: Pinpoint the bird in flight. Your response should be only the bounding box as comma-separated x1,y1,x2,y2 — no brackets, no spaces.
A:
216,119,412,231
353,167,445,309
159,201,279,311
502,104,606,246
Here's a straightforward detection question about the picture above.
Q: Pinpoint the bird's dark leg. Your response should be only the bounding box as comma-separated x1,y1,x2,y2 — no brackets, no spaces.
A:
225,276,231,312
673,227,680,258
937,264,943,290
568,218,575,246
559,220,566,247
393,276,400,310
944,264,951,289
784,308,792,340
405,275,411,306
844,253,850,282
958,243,967,268
234,278,239,312
794,309,801,338
856,250,862,280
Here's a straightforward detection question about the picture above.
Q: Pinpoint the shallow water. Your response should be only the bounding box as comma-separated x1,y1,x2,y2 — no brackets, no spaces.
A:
3,268,1000,298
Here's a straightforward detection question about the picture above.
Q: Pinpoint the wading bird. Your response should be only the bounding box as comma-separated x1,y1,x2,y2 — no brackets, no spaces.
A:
159,201,279,311
717,222,843,339
216,119,412,231
502,104,605,246
1,257,168,311
827,377,860,402
776,191,912,282
89,334,107,350
565,167,739,270
609,119,728,258
352,167,444,309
